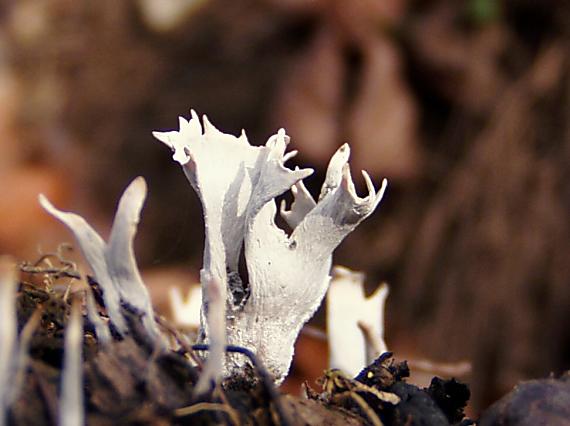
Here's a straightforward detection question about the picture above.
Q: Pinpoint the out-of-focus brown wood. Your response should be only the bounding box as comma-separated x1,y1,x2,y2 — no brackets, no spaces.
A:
0,166,68,258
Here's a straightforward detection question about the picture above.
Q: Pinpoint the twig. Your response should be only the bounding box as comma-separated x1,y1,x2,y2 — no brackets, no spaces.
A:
334,391,384,426
322,369,399,426
18,266,81,281
213,384,242,426
23,247,81,283
175,402,238,424
154,315,203,367
62,282,73,303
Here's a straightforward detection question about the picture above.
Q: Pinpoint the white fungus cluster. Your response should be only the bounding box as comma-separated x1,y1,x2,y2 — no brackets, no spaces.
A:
154,111,387,387
25,111,387,402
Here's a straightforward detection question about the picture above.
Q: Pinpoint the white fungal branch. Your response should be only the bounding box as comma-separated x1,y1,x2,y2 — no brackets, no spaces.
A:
195,274,225,394
0,258,17,426
59,300,84,426
39,177,162,344
327,266,389,377
155,112,387,384
169,285,202,329
0,259,46,425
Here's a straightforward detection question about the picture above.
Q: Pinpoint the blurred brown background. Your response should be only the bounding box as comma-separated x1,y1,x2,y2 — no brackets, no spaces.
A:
0,0,568,413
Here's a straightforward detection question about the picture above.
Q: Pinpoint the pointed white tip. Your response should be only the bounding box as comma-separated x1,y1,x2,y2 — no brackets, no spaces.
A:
279,199,288,215
202,114,220,137
374,178,388,208
361,170,376,199
117,176,148,223
179,116,191,132
368,281,389,303
238,129,248,143
331,265,365,283
130,176,147,195
38,193,49,207
38,193,59,216
152,131,172,147
338,143,350,159
283,150,298,163
329,143,351,170
297,167,314,181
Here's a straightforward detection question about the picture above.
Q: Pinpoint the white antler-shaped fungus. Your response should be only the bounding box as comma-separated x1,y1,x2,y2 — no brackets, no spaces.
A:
154,115,312,386
155,112,387,384
327,266,389,377
39,177,162,344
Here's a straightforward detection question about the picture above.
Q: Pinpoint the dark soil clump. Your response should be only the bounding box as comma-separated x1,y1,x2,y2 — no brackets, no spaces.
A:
478,373,570,426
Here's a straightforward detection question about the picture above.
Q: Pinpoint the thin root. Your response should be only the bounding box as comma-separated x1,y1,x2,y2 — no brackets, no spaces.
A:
334,391,384,426
175,402,239,425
